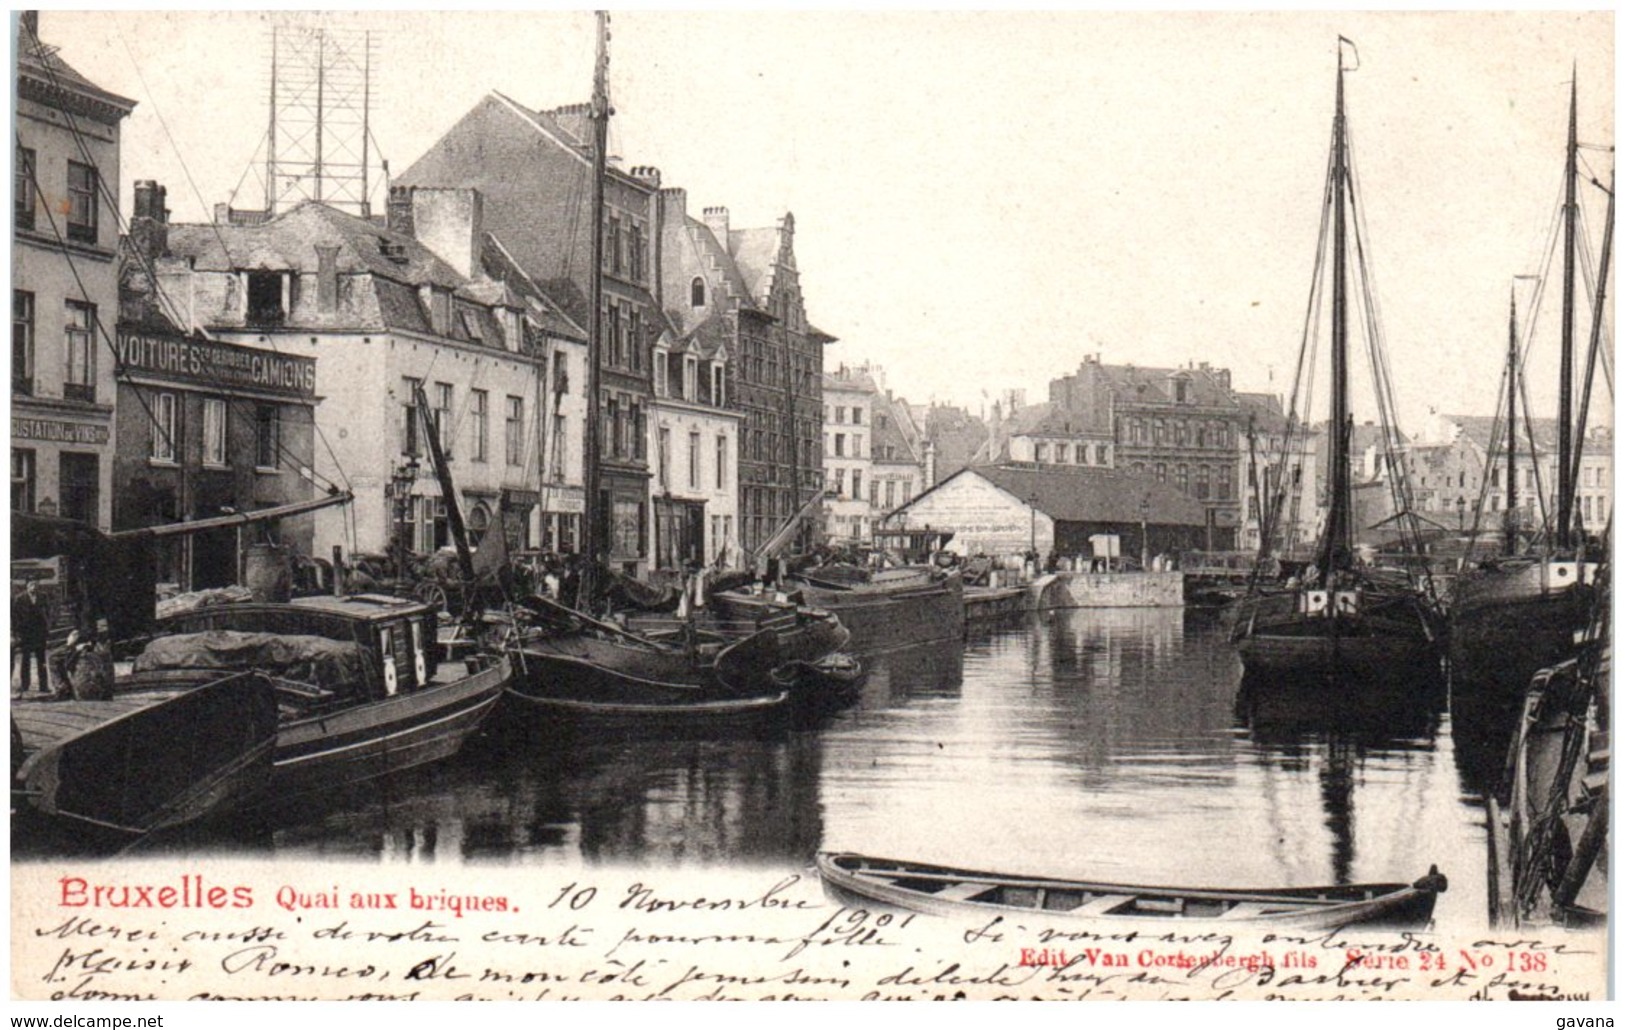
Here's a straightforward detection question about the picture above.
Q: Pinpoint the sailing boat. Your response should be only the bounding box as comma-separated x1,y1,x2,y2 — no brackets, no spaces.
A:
1228,41,1442,686
503,13,851,725
1449,79,1610,702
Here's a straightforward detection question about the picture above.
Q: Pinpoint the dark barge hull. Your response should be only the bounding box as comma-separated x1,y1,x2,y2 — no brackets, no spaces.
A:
272,657,510,796
1450,585,1595,702
715,573,964,654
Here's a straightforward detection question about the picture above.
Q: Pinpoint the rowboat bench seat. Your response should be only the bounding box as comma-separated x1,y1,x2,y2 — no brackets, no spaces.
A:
1072,893,1135,916
932,882,993,902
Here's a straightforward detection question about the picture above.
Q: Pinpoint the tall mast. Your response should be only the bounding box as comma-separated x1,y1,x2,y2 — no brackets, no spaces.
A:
1504,286,1519,554
1323,58,1352,573
1556,73,1577,549
580,10,610,603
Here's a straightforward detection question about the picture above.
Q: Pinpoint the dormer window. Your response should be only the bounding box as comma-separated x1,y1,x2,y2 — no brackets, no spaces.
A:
421,286,450,335
712,364,725,406
653,347,669,396
459,308,484,342
246,271,287,326
691,277,706,308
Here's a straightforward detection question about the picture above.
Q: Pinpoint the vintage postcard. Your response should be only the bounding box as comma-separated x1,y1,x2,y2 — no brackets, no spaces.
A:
8,9,1614,1006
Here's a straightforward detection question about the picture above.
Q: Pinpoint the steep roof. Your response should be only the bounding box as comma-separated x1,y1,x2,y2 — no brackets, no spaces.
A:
729,227,783,302
923,403,991,483
1080,361,1239,409
1448,414,1560,455
956,464,1207,528
17,17,136,122
870,392,922,466
824,367,881,396
1005,401,1110,438
168,202,467,288
481,233,587,343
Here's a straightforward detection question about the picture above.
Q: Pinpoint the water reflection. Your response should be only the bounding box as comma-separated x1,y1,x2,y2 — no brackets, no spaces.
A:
23,606,1499,930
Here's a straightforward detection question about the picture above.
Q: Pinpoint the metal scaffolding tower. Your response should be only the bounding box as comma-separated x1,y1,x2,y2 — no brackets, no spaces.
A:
265,24,376,217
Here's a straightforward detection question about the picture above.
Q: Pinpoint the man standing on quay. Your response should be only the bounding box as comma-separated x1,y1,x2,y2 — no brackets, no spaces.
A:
12,579,51,697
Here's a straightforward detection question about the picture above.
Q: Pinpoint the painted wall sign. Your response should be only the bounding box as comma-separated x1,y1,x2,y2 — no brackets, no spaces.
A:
115,331,317,398
11,417,110,445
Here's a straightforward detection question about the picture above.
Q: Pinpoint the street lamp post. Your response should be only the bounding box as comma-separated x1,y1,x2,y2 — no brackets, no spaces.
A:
391,457,420,582
1028,494,1038,577
1140,496,1150,571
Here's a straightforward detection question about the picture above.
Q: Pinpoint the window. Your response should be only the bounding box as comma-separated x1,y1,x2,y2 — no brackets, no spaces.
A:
63,301,95,402
1176,465,1190,493
151,392,178,462
13,290,34,394
14,145,34,231
59,452,98,523
712,365,725,406
1195,465,1210,499
553,352,570,395
630,226,646,282
835,468,847,496
470,389,489,462
1217,465,1233,500
551,415,566,482
834,433,845,457
505,395,524,466
688,430,701,489
203,398,227,466
608,215,622,275
1155,463,1167,483
852,470,863,501
629,309,643,373
1174,379,1189,403
658,427,671,488
433,382,453,453
653,349,668,396
401,377,422,456
835,406,845,424
683,355,698,401
255,405,280,469
1035,443,1049,462
870,479,879,505
885,480,896,508
852,407,863,426
853,434,862,459
902,479,912,502
716,434,727,490
691,277,706,307
1095,444,1108,465
246,271,286,326
66,161,97,244
11,448,36,513
606,301,622,366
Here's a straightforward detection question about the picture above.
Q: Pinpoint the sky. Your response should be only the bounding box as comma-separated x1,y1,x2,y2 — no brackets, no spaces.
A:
35,9,1615,433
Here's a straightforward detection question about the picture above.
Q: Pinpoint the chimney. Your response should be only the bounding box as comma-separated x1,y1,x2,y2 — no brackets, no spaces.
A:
130,180,169,261
1216,367,1232,391
213,202,231,225
386,185,415,237
410,187,483,279
315,245,339,313
630,165,662,190
660,186,688,223
703,205,730,242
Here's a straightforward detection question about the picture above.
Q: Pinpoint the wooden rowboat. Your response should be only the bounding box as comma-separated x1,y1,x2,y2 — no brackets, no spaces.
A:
816,852,1447,930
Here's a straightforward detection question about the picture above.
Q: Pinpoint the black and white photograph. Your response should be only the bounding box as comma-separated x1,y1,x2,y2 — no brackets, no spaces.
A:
7,8,1614,1006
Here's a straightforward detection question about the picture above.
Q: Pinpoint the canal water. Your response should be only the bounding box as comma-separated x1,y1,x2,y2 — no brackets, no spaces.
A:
137,608,1502,934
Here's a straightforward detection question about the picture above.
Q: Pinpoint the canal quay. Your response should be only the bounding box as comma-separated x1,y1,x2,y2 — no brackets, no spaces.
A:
82,608,1492,935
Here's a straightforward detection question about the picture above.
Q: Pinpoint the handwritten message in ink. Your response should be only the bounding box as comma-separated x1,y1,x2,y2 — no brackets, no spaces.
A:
11,864,1607,1002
